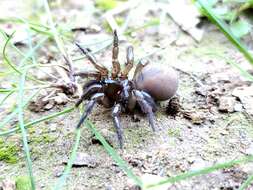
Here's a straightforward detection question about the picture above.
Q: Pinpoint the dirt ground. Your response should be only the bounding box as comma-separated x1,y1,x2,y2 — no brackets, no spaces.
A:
1,0,253,190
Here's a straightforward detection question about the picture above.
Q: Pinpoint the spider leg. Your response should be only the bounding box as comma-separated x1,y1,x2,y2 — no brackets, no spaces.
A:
112,103,124,148
75,43,108,77
76,83,103,107
133,59,149,79
76,93,104,128
111,30,121,79
121,46,134,79
73,71,100,79
141,91,157,112
133,90,156,131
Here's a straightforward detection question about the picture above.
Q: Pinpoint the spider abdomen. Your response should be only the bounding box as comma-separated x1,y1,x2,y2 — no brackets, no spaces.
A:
133,64,178,101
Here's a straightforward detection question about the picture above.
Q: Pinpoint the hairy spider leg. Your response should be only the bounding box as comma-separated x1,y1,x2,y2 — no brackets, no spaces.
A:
121,46,134,79
133,59,149,79
73,71,100,79
141,91,157,112
76,82,102,107
112,103,124,148
76,43,108,77
76,93,104,128
121,79,130,99
133,90,156,131
111,30,121,79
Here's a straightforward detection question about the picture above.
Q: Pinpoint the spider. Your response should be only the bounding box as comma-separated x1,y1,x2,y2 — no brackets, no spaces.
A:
74,30,178,148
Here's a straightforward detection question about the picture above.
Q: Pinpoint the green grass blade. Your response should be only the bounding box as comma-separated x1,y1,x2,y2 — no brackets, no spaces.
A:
85,120,143,188
53,128,81,190
20,36,48,66
17,23,37,190
2,31,23,74
195,0,253,65
239,174,253,190
0,106,75,136
0,90,40,129
43,0,69,59
0,29,26,57
145,156,253,189
17,69,36,190
0,91,14,106
1,30,45,84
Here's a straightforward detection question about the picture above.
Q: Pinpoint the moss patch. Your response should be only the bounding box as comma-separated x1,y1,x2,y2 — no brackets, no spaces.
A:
0,139,19,164
31,134,57,144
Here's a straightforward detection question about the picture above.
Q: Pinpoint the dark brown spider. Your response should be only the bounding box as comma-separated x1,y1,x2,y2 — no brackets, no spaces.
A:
75,30,179,148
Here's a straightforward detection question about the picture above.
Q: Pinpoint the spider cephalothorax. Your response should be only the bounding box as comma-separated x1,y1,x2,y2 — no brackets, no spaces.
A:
75,31,178,148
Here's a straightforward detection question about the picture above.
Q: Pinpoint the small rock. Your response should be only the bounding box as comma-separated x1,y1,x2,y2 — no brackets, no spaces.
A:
63,152,99,168
28,99,49,112
233,85,253,116
49,123,57,132
218,96,236,113
234,103,243,112
44,100,55,110
183,110,205,124
54,93,69,105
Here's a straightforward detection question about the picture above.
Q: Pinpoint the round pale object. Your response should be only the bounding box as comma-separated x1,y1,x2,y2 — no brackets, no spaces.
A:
134,64,179,101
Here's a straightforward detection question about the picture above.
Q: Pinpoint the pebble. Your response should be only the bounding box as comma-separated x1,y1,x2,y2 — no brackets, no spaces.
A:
63,152,99,168
218,96,236,113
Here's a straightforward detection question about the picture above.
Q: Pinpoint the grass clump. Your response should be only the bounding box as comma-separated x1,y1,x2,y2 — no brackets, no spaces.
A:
0,139,19,164
15,176,32,190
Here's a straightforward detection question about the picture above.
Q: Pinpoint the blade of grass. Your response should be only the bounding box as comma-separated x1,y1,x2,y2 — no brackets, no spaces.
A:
2,32,23,74
20,36,48,66
0,91,14,106
0,29,26,57
195,0,253,65
85,120,143,188
43,0,75,77
145,155,253,189
17,23,38,190
17,69,35,189
0,89,40,129
53,128,81,190
0,28,48,78
0,106,75,136
1,31,45,84
239,174,253,190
